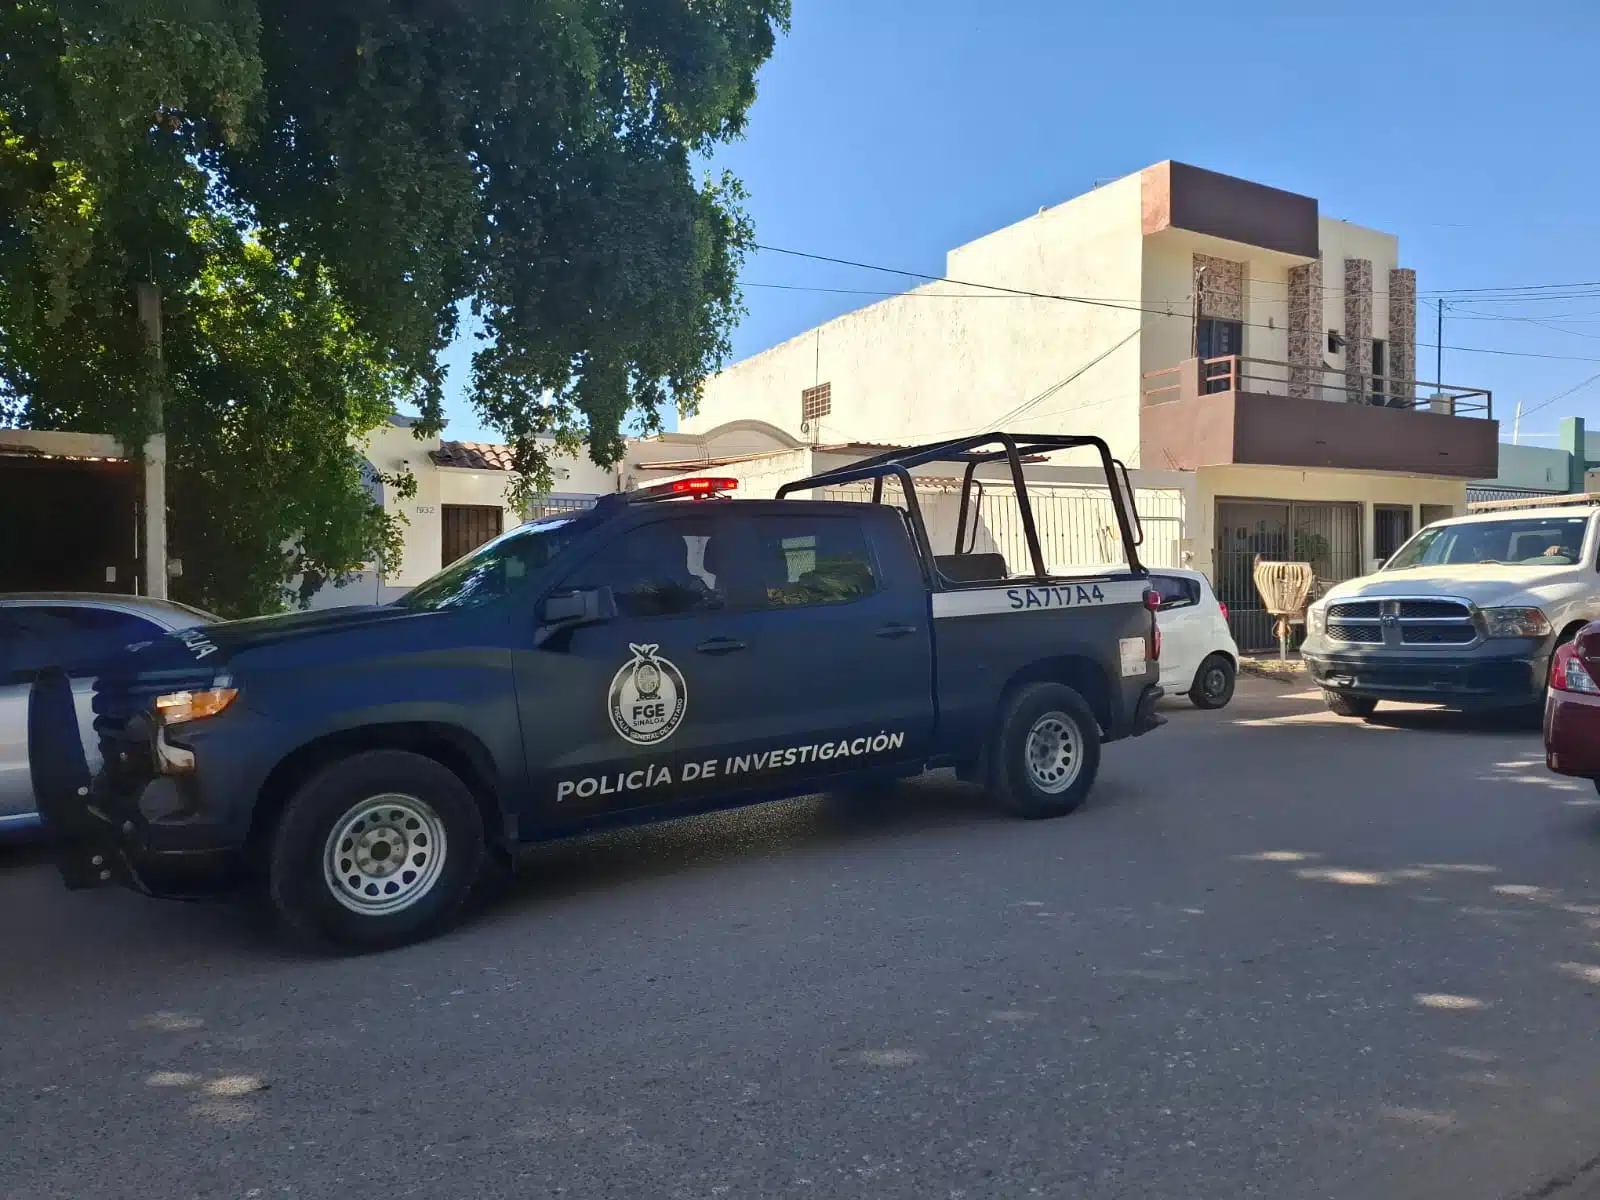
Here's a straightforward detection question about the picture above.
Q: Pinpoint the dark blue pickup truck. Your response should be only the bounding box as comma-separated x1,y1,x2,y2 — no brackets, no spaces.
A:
30,433,1164,950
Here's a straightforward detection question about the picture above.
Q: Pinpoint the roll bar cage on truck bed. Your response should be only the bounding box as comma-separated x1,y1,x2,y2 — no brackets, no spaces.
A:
774,431,1148,583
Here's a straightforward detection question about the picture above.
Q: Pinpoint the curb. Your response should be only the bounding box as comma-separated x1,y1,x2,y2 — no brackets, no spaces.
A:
1237,658,1308,684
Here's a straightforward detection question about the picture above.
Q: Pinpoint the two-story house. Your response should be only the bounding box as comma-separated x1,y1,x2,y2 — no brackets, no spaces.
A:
684,161,1499,648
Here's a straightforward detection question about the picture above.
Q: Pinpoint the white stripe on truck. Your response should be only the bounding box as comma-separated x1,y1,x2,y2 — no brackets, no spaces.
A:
931,580,1149,618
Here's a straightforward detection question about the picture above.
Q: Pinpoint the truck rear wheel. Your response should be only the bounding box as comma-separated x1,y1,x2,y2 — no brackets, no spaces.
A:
267,750,487,952
989,682,1101,819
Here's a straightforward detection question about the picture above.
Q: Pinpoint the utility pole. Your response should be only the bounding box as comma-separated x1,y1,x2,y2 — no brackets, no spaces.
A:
136,281,169,599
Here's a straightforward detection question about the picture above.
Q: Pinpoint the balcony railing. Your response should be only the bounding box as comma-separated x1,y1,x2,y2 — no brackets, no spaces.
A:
1143,355,1492,420
1138,355,1499,478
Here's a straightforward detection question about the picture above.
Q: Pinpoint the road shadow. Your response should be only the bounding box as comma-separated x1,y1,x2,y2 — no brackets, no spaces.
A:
1365,706,1541,736
488,773,1005,922
0,834,49,872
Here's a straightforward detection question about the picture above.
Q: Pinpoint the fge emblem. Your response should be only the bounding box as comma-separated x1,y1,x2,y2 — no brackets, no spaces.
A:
608,643,688,745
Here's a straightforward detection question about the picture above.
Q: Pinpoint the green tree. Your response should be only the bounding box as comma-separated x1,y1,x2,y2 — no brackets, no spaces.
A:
1,0,787,613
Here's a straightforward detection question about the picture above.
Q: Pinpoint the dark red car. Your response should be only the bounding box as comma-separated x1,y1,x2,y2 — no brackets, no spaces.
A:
1544,622,1600,789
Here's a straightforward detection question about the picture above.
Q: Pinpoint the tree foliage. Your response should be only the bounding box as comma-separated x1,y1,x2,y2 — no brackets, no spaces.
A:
0,0,787,613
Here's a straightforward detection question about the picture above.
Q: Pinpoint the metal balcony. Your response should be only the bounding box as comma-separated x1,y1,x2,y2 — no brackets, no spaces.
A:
1140,356,1498,478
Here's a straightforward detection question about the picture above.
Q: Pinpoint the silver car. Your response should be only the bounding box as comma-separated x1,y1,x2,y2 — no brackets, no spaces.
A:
0,593,218,837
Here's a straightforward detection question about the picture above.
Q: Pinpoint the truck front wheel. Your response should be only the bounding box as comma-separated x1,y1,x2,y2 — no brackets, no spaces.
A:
989,682,1102,819
1322,690,1378,718
267,750,488,952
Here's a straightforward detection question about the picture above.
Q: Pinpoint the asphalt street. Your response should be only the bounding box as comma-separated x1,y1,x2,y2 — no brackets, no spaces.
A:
6,677,1600,1199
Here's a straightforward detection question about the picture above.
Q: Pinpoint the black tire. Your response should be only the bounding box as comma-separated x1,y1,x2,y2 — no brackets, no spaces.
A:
267,750,488,952
1548,627,1581,688
987,682,1102,820
1188,654,1236,710
1323,690,1378,718
1523,630,1580,728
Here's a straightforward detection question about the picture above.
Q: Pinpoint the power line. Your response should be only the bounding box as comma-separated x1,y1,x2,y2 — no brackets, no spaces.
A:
751,243,1155,315
989,329,1144,428
745,248,1600,365
1517,368,1600,421
753,244,1600,303
1430,279,1600,295
744,282,1062,300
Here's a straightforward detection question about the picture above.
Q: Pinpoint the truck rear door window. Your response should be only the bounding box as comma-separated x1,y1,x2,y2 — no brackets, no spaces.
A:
560,518,726,618
754,515,876,608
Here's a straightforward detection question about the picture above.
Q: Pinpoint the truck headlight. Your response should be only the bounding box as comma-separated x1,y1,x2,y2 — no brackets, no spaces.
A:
1306,605,1326,637
1481,607,1552,639
154,684,238,725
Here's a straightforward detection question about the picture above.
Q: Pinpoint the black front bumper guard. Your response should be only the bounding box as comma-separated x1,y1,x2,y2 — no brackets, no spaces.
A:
25,669,224,897
28,668,130,891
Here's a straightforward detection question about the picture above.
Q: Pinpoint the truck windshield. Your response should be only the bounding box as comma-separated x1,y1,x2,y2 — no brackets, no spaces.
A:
1384,515,1591,569
394,512,598,611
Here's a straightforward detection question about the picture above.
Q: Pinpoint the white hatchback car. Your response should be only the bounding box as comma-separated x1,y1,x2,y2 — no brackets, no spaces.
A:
1149,568,1240,709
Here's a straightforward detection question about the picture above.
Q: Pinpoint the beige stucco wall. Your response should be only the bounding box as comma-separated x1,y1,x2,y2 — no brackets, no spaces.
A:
686,173,1147,460
322,422,619,598
1319,217,1398,345
1191,463,1465,581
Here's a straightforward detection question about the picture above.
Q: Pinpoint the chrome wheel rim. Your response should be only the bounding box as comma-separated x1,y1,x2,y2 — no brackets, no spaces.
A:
1024,711,1083,794
323,794,448,916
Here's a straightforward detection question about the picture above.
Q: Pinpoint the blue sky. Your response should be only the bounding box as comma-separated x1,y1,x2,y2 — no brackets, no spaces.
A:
440,0,1600,448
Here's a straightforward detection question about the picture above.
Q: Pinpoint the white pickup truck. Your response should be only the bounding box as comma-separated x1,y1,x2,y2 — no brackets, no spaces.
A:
1301,497,1600,716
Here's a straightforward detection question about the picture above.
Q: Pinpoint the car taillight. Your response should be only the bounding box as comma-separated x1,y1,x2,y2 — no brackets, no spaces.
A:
1143,589,1161,612
1219,601,1229,623
1551,642,1600,694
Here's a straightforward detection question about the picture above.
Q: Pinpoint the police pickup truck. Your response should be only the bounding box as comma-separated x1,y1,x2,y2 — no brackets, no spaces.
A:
30,433,1165,950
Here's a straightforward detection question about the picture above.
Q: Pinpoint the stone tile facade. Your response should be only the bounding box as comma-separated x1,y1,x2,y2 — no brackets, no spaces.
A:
1193,253,1245,322
1388,267,1417,407
1343,258,1373,403
1287,258,1322,399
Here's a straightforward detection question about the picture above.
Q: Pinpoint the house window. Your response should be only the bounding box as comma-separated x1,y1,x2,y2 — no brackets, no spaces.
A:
1374,503,1412,564
1371,339,1387,406
800,382,832,426
1196,319,1243,393
441,504,504,566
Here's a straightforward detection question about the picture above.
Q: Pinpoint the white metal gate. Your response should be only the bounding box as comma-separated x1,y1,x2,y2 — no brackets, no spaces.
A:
822,481,1186,573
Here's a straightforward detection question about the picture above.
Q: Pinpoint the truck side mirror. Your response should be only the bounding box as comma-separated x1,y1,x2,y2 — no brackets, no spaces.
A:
539,586,616,627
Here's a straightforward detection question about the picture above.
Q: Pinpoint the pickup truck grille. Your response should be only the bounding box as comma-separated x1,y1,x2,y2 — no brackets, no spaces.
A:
1400,623,1477,645
1327,620,1382,644
1324,598,1477,647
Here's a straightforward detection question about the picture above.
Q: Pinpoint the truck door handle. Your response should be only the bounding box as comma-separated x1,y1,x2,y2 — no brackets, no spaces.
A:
875,623,918,639
695,637,746,656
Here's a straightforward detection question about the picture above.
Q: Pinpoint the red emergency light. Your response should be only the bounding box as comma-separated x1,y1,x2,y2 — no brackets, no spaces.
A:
635,476,740,502
671,477,738,494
